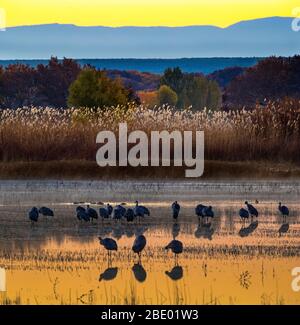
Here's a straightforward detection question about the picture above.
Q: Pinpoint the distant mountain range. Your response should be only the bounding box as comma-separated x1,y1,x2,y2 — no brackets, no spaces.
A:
0,17,299,59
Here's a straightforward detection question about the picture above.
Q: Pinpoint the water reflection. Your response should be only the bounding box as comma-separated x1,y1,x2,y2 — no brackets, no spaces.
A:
172,223,180,239
238,221,259,238
194,222,214,240
278,223,289,237
99,267,118,281
165,265,183,281
132,263,147,283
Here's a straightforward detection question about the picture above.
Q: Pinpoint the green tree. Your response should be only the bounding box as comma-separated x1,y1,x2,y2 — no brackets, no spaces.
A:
157,85,178,106
160,68,221,110
68,68,130,109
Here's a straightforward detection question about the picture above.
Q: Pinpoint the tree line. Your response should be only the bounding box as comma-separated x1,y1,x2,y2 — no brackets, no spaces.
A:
0,55,300,110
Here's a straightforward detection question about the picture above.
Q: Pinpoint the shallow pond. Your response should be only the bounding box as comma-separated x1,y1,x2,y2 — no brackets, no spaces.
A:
0,201,300,305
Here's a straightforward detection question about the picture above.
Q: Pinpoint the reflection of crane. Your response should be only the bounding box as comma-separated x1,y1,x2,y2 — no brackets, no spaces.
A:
194,223,214,240
278,202,289,223
278,223,289,237
99,267,118,281
165,239,183,265
132,235,147,262
132,263,147,282
172,223,180,239
165,265,183,281
29,207,39,223
238,221,258,237
171,201,180,220
99,237,118,264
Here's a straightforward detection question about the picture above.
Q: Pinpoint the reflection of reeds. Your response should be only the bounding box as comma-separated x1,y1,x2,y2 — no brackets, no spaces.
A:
0,100,299,163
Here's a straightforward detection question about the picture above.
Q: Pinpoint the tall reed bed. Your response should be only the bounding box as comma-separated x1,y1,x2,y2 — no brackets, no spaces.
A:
0,99,299,162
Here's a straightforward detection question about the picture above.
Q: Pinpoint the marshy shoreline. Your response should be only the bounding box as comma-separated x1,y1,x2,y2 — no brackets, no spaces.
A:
0,177,300,205
0,160,300,181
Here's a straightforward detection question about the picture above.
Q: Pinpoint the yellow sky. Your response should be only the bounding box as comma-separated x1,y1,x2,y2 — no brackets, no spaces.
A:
1,0,298,28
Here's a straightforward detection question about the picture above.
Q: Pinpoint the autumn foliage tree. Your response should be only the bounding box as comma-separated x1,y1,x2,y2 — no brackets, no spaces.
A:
225,55,300,108
67,68,131,109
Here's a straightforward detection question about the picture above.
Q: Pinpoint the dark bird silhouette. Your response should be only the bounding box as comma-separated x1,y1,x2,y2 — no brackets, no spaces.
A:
76,206,90,222
195,204,207,221
38,207,54,217
238,221,258,237
125,208,135,222
245,201,258,220
171,201,180,220
99,204,113,220
132,235,147,262
107,204,113,217
172,222,180,239
278,223,289,237
278,202,289,223
132,263,147,283
134,201,150,220
202,206,214,224
165,239,183,264
99,267,118,281
99,237,118,263
239,208,249,226
165,265,183,281
86,205,98,222
194,223,214,240
29,207,39,223
113,205,126,220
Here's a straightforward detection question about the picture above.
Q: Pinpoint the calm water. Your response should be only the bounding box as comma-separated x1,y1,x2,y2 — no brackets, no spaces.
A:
0,200,299,305
0,58,261,74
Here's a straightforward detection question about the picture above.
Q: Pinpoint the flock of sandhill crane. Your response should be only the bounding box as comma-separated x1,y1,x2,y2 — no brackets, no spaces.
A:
28,200,291,264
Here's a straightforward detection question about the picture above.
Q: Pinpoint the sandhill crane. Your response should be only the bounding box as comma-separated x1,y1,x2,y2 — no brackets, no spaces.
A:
99,237,118,263
171,201,180,220
99,204,113,220
132,235,147,262
125,208,135,222
195,204,207,222
245,201,258,221
134,201,150,221
239,208,249,226
113,205,126,220
278,202,289,223
165,239,183,265
76,206,90,222
202,206,214,223
38,207,54,217
29,207,39,224
86,205,98,222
